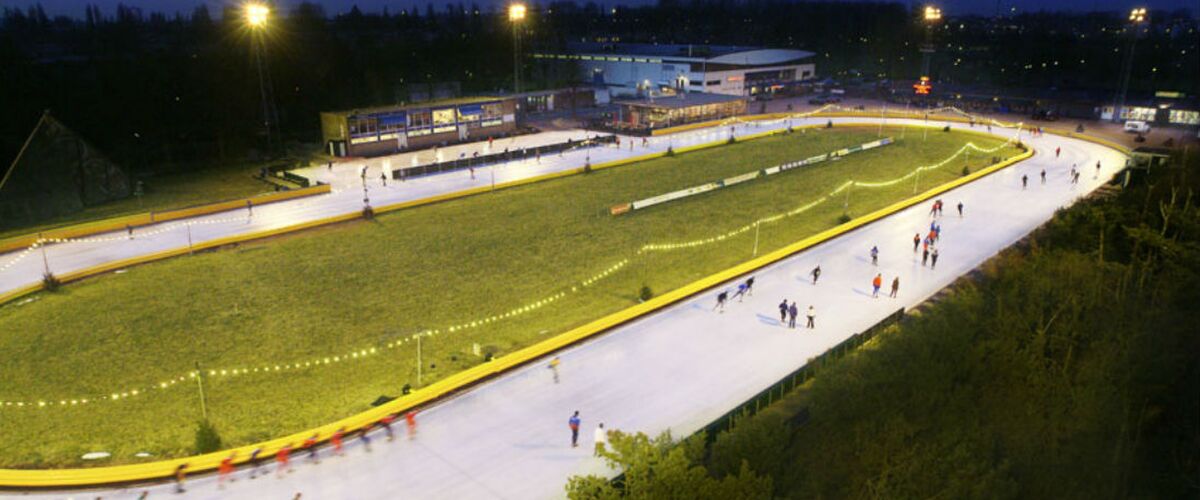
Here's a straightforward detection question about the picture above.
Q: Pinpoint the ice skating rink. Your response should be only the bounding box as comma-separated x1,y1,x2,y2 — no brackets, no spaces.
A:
0,118,1127,499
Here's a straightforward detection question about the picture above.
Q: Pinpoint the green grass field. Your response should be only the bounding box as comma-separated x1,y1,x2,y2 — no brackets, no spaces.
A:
0,163,273,240
0,126,1020,467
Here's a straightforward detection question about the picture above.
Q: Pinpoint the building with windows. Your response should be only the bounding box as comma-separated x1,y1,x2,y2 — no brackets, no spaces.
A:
532,42,815,98
320,97,518,157
612,92,747,133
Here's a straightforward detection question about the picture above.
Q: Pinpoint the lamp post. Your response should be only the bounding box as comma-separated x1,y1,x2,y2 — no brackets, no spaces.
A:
245,3,279,156
1112,8,1147,123
919,6,941,112
508,4,526,94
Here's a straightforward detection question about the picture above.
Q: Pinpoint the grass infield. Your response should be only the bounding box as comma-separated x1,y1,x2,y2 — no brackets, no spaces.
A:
0,127,1019,467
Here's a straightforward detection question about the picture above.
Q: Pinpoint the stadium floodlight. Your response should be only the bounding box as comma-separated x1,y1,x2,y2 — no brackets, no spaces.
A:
923,6,941,22
1112,8,1148,122
245,3,269,28
508,3,527,21
509,4,527,94
1128,7,1146,23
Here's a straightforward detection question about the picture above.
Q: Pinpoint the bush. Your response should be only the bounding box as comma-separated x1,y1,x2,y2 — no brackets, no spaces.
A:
194,420,222,454
41,272,61,292
961,165,970,176
837,213,852,224
362,205,375,219
665,146,675,157
826,120,833,129
942,125,951,132
727,135,737,145
639,285,654,302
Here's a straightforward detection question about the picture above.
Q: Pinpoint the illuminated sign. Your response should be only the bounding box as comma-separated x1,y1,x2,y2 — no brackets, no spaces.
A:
913,76,932,95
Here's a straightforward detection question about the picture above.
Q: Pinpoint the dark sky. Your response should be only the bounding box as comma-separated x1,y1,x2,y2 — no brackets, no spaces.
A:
14,0,1199,19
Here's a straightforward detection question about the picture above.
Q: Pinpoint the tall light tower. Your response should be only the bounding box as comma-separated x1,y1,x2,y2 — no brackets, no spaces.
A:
919,6,942,83
245,3,280,156
1112,8,1147,123
509,3,526,94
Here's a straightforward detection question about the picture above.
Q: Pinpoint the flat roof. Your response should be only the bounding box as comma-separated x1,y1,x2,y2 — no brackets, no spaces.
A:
566,42,814,65
325,96,510,118
616,92,745,110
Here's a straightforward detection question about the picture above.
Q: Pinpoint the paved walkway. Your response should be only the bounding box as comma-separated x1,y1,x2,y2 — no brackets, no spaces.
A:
0,121,1127,498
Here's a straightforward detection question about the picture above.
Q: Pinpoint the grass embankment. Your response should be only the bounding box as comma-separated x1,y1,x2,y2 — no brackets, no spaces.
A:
0,163,272,240
0,127,1019,467
576,150,1200,499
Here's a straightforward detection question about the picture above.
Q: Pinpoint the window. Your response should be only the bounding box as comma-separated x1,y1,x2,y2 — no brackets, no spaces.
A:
1120,106,1156,121
1169,109,1199,125
348,116,377,137
482,103,504,119
409,110,432,129
432,108,456,126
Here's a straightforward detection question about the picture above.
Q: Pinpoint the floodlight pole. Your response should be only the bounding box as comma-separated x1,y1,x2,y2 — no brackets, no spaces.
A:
194,362,209,420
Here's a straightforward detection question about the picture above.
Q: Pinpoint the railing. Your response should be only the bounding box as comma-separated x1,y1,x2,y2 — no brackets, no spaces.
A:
391,135,619,180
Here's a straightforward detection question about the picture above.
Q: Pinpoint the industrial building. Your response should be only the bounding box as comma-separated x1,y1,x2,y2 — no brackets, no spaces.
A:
532,42,815,98
320,97,518,157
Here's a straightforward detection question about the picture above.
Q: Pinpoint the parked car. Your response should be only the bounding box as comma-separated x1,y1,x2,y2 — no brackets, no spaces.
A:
1123,120,1151,134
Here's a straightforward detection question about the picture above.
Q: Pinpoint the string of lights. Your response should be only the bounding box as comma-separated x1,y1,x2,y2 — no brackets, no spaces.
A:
0,117,1025,409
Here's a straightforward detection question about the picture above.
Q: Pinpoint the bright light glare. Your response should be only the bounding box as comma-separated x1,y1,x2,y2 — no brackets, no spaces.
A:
1128,7,1146,22
923,6,942,21
508,3,526,21
245,3,270,27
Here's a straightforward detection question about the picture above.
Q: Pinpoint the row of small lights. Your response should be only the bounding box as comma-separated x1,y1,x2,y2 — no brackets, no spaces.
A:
0,107,1022,408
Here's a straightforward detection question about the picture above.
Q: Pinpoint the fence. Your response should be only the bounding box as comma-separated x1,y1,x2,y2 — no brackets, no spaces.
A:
391,135,619,180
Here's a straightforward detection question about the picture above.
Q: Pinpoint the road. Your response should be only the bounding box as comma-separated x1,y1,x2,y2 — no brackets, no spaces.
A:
0,120,1127,498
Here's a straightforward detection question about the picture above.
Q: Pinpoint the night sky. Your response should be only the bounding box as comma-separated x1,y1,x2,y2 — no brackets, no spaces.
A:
12,0,1199,19
9,0,1200,18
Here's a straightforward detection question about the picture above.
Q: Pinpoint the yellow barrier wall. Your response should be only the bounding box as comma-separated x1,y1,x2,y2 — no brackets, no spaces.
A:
0,129,1037,488
0,185,332,254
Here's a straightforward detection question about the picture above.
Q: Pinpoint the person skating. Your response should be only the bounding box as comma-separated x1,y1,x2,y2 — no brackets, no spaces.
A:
275,444,292,478
810,265,821,284
359,427,372,452
872,273,882,298
713,290,728,312
1022,174,1028,189
1055,146,1061,158
469,166,475,180
174,463,188,493
931,248,940,269
332,427,345,456
745,276,755,296
1040,168,1047,185
218,452,236,489
928,201,938,217
778,299,789,324
870,246,879,266
380,172,387,187
1073,170,1081,184
913,233,921,253
406,411,418,440
569,411,582,447
922,246,930,266
549,356,561,384
890,276,900,298
594,423,609,457
380,414,396,441
248,447,264,479
936,199,944,217
303,434,319,463
806,305,815,329
788,302,798,328
1095,160,1101,179
957,201,964,217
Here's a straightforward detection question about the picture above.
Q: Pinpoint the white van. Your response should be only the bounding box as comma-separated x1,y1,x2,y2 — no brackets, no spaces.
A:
1124,120,1151,134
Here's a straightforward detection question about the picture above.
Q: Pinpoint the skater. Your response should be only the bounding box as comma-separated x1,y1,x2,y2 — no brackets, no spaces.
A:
1095,160,1101,179
381,172,387,187
931,248,940,269
929,201,938,217
359,427,372,452
890,276,900,298
957,201,964,217
788,301,798,329
246,200,254,218
594,423,608,456
174,463,188,493
922,246,930,266
380,414,395,441
714,290,728,312
1040,168,1046,185
778,299,789,324
936,199,944,217
218,452,235,488
405,411,418,439
303,434,319,463
327,160,333,171
332,427,345,456
469,166,475,180
569,411,582,447
805,305,815,329
1022,174,1028,189
1055,146,1061,158
872,273,883,298
1073,171,1081,184
745,276,755,296
248,447,264,479
549,356,561,383
360,165,368,180
810,265,821,284
275,444,292,477
731,281,749,302
913,233,921,252
870,246,879,266
933,223,941,241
